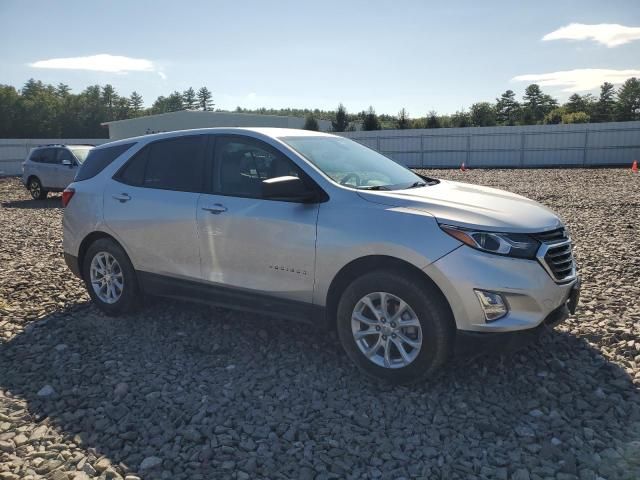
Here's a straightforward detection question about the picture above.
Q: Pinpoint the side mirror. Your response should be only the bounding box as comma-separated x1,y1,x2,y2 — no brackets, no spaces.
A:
62,159,73,166
262,176,316,202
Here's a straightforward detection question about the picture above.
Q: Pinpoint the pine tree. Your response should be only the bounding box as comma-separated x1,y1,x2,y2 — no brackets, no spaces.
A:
362,106,380,131
592,82,617,123
197,87,214,111
129,91,144,115
396,108,410,129
166,91,185,112
495,90,520,125
332,103,349,132
183,87,197,110
101,84,118,120
522,84,557,124
56,83,71,98
565,93,595,115
615,77,640,121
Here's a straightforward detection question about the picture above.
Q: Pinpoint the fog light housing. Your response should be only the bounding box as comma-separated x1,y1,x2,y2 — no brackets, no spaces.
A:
474,290,508,322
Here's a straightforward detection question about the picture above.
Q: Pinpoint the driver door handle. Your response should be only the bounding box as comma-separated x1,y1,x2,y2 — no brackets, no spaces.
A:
112,193,131,203
202,203,227,214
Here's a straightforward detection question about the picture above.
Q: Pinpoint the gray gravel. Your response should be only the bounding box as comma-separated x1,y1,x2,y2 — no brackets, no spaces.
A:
1,169,639,480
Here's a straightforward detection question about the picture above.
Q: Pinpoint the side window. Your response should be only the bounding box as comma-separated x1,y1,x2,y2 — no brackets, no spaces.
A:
29,150,44,163
215,137,302,198
56,149,74,164
76,143,135,182
143,136,205,192
117,147,148,186
40,149,56,164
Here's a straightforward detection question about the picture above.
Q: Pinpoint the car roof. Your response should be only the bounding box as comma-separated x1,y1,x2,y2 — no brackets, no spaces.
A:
93,127,337,150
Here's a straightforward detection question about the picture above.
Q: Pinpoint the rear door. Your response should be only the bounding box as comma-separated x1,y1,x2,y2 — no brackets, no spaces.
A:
196,135,319,303
103,135,206,280
33,148,57,189
55,148,79,188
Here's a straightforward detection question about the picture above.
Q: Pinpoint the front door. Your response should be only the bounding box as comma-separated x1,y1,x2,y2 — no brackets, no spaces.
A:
55,148,79,188
197,135,319,303
103,135,206,280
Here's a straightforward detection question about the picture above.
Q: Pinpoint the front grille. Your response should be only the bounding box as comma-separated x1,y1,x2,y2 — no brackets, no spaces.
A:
534,228,576,283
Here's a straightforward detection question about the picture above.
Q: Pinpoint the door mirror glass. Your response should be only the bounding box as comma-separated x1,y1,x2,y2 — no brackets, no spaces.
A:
62,159,73,166
262,176,315,202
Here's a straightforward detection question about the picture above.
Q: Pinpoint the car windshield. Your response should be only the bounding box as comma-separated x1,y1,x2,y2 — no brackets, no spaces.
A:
70,147,92,164
281,136,428,190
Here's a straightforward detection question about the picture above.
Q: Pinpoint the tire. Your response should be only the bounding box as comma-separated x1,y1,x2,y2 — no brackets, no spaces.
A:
82,238,140,316
28,177,47,200
336,269,454,384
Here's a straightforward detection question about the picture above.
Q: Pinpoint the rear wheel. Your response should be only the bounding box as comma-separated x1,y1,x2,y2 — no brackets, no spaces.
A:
28,177,47,200
82,238,140,316
336,270,454,384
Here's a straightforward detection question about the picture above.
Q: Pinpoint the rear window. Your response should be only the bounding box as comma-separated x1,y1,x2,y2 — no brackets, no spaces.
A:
69,147,92,164
75,143,135,182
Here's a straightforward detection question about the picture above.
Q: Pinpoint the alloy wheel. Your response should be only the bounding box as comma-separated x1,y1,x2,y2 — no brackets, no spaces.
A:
351,291,423,369
90,251,124,304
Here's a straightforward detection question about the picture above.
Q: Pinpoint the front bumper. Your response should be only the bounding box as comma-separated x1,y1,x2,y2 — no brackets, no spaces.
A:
455,302,569,357
424,245,579,333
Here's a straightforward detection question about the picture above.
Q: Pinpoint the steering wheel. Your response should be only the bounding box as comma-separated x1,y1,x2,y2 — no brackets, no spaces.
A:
340,173,361,187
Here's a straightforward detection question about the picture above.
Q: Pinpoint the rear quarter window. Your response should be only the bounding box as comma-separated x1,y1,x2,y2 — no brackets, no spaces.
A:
75,143,136,182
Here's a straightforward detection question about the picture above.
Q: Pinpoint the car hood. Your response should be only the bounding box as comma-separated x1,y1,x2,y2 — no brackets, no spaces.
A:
357,179,563,233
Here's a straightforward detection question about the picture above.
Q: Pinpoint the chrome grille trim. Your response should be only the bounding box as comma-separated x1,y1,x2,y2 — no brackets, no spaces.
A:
535,231,577,283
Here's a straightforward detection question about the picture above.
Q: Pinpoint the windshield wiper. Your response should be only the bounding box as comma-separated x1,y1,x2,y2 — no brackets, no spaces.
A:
356,185,392,191
405,181,427,189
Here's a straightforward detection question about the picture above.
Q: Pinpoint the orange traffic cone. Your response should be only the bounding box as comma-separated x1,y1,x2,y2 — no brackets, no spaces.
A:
632,160,638,173
460,162,467,172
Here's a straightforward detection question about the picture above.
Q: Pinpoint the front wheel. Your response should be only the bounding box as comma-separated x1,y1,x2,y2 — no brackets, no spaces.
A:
82,238,140,316
28,177,47,200
336,270,454,384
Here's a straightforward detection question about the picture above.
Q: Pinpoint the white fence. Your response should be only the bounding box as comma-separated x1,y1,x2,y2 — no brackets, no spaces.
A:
339,121,640,168
1,121,639,175
0,139,108,176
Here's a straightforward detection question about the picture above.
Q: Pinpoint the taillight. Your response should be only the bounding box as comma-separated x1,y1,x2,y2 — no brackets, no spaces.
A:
62,187,75,207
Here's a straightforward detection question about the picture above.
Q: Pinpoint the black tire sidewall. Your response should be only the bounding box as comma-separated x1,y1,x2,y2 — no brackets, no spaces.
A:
336,270,454,384
29,178,46,200
82,238,139,316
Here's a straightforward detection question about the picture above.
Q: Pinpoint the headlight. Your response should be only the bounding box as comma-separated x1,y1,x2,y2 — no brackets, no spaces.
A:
440,225,539,259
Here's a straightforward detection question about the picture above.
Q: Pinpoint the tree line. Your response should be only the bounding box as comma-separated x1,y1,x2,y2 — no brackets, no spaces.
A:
305,78,639,132
0,77,639,138
0,79,215,138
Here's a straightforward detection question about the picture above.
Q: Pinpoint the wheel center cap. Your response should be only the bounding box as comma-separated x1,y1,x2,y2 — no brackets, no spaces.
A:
381,325,394,336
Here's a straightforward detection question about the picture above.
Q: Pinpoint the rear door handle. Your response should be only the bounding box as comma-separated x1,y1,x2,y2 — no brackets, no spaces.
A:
202,203,227,214
112,193,131,203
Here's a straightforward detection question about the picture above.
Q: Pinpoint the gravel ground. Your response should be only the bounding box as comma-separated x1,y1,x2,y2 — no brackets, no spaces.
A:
0,169,639,480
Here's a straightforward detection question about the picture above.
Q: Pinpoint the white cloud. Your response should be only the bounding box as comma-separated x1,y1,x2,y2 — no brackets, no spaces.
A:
29,54,161,75
512,68,640,92
543,23,640,48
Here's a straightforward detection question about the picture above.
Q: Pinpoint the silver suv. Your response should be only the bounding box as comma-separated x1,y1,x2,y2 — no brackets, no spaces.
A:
62,128,580,383
22,144,93,199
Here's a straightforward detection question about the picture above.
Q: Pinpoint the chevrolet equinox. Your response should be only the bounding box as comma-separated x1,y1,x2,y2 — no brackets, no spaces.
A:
63,128,580,383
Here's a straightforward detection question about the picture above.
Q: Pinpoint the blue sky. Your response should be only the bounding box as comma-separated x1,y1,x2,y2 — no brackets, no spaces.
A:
1,0,639,115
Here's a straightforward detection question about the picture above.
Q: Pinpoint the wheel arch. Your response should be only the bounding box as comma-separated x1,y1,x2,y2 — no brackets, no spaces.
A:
324,255,454,331
77,231,134,280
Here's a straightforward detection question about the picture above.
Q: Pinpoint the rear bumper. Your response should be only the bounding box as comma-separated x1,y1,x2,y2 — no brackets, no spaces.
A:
455,302,569,357
64,252,82,279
